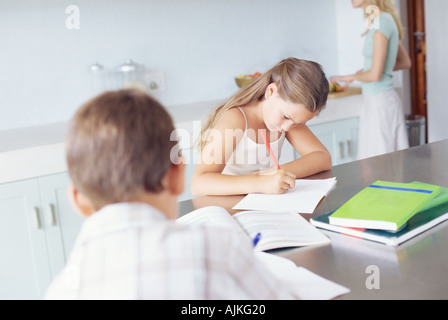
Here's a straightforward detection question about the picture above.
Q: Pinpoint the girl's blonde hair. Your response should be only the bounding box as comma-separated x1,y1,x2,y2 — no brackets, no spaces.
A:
197,57,329,151
363,0,404,40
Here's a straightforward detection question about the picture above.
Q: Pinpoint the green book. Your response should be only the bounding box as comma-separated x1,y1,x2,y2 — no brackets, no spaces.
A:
418,183,448,210
310,189,448,246
329,181,442,231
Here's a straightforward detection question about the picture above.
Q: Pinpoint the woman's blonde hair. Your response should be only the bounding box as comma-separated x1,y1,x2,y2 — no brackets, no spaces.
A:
363,0,404,40
197,57,329,151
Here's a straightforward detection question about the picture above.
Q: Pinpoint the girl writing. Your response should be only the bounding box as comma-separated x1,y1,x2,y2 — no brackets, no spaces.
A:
331,0,412,160
191,57,332,196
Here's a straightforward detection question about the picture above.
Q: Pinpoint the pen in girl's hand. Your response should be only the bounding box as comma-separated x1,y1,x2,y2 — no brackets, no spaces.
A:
252,233,262,247
259,130,281,170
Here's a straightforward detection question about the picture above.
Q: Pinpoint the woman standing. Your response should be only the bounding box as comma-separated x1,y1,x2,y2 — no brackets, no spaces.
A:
331,0,412,160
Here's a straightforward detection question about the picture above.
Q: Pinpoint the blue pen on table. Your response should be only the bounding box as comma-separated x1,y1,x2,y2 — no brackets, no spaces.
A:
252,233,262,247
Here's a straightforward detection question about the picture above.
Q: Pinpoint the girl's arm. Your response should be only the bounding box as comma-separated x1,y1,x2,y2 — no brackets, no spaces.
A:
191,109,295,197
331,31,389,87
280,124,332,178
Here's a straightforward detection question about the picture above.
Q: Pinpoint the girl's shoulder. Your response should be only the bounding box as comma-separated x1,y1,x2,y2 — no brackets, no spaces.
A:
214,107,247,131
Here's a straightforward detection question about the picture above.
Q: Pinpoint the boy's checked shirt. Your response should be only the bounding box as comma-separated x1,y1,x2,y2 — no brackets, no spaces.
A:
45,202,294,299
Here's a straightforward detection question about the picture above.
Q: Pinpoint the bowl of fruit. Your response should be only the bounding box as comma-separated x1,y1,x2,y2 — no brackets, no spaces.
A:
329,82,344,93
235,72,262,88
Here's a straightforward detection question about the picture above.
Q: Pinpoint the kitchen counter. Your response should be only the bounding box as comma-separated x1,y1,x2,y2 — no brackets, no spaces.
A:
0,93,362,184
179,140,448,299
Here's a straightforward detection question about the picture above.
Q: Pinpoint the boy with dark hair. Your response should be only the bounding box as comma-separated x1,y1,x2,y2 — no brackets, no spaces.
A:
45,89,295,299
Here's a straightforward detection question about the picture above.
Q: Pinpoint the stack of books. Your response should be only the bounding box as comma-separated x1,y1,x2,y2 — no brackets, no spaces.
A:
310,181,448,246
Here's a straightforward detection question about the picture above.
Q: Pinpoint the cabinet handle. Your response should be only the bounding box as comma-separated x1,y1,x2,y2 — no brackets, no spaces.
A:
347,140,353,158
48,203,57,226
339,142,345,159
33,207,42,230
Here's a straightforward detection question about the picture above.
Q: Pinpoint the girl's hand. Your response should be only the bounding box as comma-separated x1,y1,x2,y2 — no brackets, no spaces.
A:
256,169,296,194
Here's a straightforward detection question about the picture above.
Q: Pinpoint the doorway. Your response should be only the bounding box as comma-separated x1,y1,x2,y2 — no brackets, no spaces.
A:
407,0,427,141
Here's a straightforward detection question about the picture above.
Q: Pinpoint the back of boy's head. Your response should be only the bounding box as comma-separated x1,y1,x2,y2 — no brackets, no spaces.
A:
66,89,178,210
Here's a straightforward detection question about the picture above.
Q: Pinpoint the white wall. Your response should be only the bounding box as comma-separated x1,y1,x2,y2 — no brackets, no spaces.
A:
425,0,448,143
335,0,365,76
0,0,340,131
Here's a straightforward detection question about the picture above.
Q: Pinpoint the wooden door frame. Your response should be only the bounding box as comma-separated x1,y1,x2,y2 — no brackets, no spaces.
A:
407,0,427,119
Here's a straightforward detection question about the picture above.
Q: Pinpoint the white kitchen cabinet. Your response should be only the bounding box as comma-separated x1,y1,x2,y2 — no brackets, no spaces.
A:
0,172,83,300
0,179,49,299
38,173,84,274
296,117,359,166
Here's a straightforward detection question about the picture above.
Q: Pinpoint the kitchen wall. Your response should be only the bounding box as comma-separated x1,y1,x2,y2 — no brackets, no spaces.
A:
426,0,448,143
335,0,364,76
0,0,340,131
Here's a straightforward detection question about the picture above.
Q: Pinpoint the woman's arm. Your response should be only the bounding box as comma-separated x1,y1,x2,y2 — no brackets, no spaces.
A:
280,124,332,178
190,109,295,197
394,42,412,71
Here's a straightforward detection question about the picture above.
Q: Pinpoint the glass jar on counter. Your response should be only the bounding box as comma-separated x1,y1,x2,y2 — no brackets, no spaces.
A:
115,59,146,91
89,62,106,95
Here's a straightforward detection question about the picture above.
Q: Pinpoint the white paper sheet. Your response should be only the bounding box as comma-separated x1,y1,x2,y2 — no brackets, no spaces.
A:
255,252,350,300
233,178,337,214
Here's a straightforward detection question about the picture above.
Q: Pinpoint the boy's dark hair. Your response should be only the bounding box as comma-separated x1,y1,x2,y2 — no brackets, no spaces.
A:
66,89,178,210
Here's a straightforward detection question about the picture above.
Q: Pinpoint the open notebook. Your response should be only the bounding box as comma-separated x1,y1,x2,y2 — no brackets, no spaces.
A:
177,206,348,299
233,177,337,214
177,206,329,252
